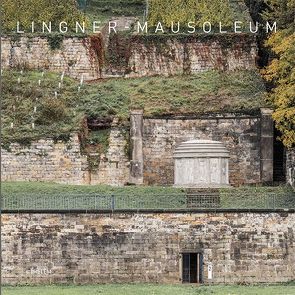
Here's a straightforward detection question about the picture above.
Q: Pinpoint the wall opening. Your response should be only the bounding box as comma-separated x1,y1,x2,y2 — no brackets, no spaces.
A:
182,253,203,283
273,127,286,183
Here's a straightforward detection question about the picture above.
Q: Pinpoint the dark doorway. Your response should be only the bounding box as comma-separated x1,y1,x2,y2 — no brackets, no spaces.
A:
182,253,203,283
273,127,286,183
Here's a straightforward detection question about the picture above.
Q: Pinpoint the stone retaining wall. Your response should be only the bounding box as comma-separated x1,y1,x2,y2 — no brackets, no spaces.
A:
1,134,88,184
90,127,130,186
1,130,129,186
1,36,100,81
1,34,257,80
2,212,294,284
141,113,269,186
1,111,275,186
126,35,257,78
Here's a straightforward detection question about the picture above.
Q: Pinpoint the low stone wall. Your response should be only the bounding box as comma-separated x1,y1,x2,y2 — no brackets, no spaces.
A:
1,130,129,186
287,149,295,189
1,134,88,184
2,212,294,285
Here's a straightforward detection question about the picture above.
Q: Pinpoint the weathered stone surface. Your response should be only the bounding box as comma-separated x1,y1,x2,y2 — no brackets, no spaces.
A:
260,109,274,184
173,140,229,187
1,112,275,186
90,127,130,186
1,34,257,80
130,110,144,185
1,36,100,80
0,134,88,184
126,35,257,78
142,114,263,186
287,149,295,189
2,212,294,284
1,130,129,186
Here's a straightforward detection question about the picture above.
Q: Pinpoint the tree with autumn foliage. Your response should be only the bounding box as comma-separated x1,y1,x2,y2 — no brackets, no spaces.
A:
262,0,295,147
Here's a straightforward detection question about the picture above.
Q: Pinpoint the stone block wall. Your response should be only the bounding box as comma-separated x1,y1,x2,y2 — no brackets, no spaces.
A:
1,130,129,186
2,212,294,285
90,127,130,186
1,36,101,81
1,34,257,80
287,149,295,189
1,134,88,184
1,112,273,186
126,35,257,78
142,115,262,186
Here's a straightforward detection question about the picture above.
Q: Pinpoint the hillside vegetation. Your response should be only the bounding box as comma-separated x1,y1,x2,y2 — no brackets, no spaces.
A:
81,0,145,23
1,69,266,146
2,0,85,32
148,0,251,28
2,0,252,33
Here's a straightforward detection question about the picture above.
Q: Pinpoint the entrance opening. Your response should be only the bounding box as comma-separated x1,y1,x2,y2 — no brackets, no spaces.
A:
273,127,286,183
182,253,203,283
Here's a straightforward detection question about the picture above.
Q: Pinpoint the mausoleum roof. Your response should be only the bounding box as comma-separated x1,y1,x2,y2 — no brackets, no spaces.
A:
173,140,230,158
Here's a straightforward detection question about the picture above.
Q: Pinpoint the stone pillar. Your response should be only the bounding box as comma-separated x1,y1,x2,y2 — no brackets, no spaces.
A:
260,108,273,184
130,110,144,185
286,148,295,189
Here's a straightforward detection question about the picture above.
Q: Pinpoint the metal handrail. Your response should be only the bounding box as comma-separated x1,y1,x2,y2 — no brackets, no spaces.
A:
2,192,295,211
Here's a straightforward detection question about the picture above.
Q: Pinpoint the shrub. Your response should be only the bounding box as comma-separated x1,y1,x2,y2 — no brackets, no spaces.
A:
148,0,234,28
1,0,85,33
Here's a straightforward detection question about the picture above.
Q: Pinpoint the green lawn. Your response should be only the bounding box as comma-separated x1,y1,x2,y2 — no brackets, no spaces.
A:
3,283,295,295
2,182,294,210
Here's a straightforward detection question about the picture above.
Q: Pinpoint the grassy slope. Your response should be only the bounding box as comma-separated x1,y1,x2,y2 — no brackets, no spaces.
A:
80,69,267,119
1,70,82,146
3,283,295,295
81,0,145,24
1,69,266,145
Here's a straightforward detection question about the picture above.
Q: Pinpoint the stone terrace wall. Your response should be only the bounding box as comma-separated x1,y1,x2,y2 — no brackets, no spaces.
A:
1,130,130,186
142,115,262,186
2,212,294,284
1,134,88,184
1,36,101,81
125,35,257,78
1,34,257,80
287,148,295,189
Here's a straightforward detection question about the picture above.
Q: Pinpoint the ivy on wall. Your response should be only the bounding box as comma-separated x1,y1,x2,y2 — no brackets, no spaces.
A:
83,34,105,76
106,32,256,72
46,34,64,50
